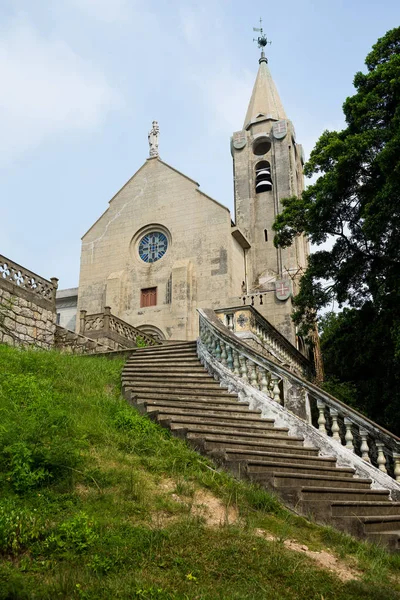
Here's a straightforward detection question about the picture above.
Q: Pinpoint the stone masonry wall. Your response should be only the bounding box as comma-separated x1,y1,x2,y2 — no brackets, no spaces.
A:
55,325,113,354
0,255,58,350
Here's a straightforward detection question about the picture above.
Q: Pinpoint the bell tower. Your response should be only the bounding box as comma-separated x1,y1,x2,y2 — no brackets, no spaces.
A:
231,26,309,344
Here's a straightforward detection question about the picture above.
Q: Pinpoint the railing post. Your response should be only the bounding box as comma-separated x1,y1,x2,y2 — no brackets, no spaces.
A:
259,367,269,393
233,350,241,376
220,341,228,367
393,453,400,482
317,400,327,434
79,310,87,335
239,355,248,382
344,417,354,452
330,408,341,441
376,442,387,473
226,345,234,369
271,375,281,404
103,306,111,334
249,361,259,388
50,277,59,307
359,429,370,462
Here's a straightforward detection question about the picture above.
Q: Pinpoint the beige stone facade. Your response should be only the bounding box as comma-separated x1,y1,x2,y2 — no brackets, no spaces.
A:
76,55,309,345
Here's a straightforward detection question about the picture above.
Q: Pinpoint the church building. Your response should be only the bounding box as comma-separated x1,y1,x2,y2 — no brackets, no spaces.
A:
66,39,309,347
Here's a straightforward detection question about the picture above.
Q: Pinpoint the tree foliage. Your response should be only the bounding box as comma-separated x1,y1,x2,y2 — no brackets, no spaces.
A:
273,28,400,432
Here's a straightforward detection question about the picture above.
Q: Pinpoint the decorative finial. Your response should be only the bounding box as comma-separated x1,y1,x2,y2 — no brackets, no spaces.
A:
148,120,159,158
253,18,271,63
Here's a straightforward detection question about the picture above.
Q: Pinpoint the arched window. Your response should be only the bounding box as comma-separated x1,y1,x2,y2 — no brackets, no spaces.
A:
255,161,273,193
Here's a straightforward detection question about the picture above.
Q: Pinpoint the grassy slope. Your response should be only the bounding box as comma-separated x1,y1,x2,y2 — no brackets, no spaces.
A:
0,344,399,600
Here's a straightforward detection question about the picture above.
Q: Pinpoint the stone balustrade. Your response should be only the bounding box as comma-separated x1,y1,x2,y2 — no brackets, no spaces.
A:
198,308,400,484
215,305,310,377
80,306,160,349
0,254,57,305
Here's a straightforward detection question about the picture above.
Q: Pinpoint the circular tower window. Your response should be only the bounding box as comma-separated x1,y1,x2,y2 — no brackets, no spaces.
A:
252,135,271,156
138,231,168,263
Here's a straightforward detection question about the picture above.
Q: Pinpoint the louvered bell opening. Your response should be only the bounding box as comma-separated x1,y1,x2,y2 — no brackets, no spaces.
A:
256,180,272,191
256,169,271,178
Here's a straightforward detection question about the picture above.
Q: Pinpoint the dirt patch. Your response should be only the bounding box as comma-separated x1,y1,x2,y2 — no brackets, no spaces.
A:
255,529,361,582
157,479,238,527
191,489,238,526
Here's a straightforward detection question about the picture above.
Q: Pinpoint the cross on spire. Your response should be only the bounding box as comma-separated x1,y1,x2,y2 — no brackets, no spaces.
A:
252,18,271,62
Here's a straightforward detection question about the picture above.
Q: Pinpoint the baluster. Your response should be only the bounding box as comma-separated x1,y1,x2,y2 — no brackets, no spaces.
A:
344,418,354,452
215,340,222,361
220,342,228,367
393,453,400,482
330,408,341,441
232,350,241,376
317,400,327,434
376,442,387,473
359,429,370,462
210,336,217,357
239,355,249,382
271,375,281,404
259,367,269,393
226,345,234,370
249,361,259,388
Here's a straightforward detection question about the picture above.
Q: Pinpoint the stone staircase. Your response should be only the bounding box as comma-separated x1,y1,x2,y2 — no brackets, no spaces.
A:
122,341,400,550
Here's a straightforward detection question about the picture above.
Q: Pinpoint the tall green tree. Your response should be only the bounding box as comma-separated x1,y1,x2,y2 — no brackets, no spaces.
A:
273,28,400,433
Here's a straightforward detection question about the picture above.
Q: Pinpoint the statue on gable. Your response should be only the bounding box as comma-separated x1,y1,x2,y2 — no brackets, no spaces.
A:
148,121,159,157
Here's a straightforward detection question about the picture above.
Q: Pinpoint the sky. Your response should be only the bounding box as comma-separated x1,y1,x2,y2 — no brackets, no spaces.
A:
1,0,399,290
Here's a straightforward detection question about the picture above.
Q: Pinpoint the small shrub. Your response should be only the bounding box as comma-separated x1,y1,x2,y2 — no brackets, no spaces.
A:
3,442,49,492
135,336,147,348
0,499,44,555
44,513,98,555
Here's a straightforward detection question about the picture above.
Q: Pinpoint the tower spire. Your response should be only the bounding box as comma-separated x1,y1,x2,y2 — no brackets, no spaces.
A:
245,24,286,128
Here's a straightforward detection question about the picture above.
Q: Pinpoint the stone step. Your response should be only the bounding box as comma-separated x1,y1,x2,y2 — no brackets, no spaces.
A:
134,392,242,404
186,429,301,444
125,357,200,365
124,352,200,369
271,473,371,490
123,374,216,384
125,385,236,398
129,342,196,353
139,397,249,409
365,531,400,551
148,406,262,421
142,400,258,414
225,449,336,468
122,379,225,391
300,487,390,503
202,437,318,456
168,419,289,435
156,413,270,428
361,516,400,533
123,366,208,374
331,501,400,517
246,461,354,479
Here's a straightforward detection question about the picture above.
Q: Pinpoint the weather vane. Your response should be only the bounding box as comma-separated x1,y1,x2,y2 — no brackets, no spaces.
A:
253,18,271,61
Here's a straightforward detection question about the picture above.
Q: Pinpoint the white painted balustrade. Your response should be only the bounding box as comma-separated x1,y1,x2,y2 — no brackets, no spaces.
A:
199,310,400,483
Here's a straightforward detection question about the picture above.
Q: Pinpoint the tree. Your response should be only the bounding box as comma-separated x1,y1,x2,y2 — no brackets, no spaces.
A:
273,28,400,433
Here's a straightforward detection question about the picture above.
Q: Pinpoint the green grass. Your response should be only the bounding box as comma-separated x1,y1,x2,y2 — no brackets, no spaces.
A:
0,343,399,599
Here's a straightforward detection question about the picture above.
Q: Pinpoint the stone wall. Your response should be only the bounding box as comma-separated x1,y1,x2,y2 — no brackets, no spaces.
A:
55,325,113,354
0,255,58,350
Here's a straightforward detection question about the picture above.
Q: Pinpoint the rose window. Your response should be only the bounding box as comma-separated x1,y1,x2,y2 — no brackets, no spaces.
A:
138,232,168,263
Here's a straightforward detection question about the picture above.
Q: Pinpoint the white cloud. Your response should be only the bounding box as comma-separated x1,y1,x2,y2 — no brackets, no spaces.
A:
0,17,120,165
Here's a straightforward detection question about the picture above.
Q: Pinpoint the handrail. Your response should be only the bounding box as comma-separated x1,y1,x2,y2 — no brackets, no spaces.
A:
198,308,400,481
80,306,160,348
215,305,311,374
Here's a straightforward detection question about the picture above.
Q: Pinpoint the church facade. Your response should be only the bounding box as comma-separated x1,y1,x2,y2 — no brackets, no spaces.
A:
73,50,309,346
